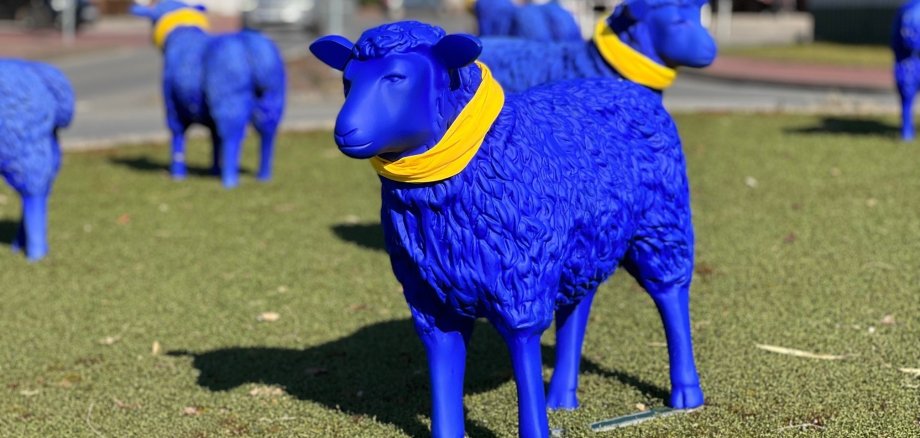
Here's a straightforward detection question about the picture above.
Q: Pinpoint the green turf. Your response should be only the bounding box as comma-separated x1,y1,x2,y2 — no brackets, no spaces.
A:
1,114,919,437
721,42,892,69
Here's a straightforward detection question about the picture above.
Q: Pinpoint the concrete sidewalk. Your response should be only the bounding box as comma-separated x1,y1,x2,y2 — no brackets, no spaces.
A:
687,55,893,93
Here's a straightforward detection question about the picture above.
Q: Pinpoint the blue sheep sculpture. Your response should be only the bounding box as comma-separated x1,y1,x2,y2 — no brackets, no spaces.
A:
131,1,285,188
893,0,920,140
472,0,581,42
311,21,703,438
479,0,717,93
0,59,73,262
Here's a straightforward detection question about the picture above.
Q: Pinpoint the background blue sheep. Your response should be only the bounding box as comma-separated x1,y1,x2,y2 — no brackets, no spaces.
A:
892,0,920,140
479,0,717,93
312,20,703,438
473,0,582,42
131,1,285,188
0,59,74,261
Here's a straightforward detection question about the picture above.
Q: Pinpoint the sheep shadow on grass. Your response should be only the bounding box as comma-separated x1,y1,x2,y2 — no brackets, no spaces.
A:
108,155,252,178
331,222,386,252
0,219,18,248
785,116,901,138
169,319,667,437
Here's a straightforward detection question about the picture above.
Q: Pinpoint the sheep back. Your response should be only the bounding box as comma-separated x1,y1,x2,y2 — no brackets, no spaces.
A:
381,78,689,333
479,37,614,93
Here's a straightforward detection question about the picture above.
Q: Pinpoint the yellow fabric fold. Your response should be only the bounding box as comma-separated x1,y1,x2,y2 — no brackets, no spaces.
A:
370,61,505,184
153,9,211,49
593,19,677,90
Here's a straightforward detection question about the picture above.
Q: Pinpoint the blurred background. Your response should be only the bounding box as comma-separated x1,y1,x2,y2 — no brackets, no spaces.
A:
0,0,901,148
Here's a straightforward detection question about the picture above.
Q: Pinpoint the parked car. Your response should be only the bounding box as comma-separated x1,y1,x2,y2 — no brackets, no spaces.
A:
0,0,98,29
241,0,323,33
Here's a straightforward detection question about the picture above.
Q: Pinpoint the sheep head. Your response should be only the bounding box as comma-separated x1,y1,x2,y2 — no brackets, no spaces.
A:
311,22,482,160
612,0,716,69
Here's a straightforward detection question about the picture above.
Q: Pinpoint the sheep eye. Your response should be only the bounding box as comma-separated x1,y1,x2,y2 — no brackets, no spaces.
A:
384,74,406,83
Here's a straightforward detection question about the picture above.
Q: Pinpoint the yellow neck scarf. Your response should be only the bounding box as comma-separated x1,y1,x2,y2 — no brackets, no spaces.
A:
593,19,677,90
370,61,505,184
153,8,211,49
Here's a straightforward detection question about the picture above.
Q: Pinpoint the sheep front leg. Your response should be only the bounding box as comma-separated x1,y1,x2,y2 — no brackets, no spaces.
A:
546,290,596,410
501,329,550,438
412,311,474,438
164,92,189,179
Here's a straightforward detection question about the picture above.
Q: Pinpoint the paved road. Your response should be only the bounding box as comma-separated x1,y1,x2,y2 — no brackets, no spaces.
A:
52,33,900,150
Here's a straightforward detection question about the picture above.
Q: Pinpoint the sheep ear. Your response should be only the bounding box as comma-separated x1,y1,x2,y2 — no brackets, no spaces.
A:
310,35,355,71
626,0,650,20
129,4,154,18
433,34,482,69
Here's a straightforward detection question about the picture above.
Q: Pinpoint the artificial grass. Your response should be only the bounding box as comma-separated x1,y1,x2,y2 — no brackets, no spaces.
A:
721,42,892,69
1,113,919,437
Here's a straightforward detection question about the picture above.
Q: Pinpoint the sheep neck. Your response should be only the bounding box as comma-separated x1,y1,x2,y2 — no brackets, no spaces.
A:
592,19,676,90
153,8,210,49
371,61,505,184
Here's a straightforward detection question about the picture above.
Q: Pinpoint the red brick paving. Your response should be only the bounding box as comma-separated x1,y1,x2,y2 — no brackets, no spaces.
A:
693,55,893,91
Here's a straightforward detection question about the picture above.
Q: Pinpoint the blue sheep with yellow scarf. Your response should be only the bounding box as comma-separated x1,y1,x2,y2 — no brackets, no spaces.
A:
311,20,703,438
472,0,582,42
131,1,285,188
480,0,717,94
0,59,73,261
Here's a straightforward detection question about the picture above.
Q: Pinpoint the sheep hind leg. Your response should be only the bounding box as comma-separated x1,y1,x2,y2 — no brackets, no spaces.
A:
624,238,703,409
251,91,283,182
647,280,703,409
501,329,550,438
15,194,49,261
900,85,916,141
414,314,474,438
208,126,221,176
546,290,596,410
216,117,248,189
254,120,277,182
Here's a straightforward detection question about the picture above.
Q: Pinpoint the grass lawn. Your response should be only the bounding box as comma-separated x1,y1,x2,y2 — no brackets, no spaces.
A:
721,42,892,69
2,113,920,437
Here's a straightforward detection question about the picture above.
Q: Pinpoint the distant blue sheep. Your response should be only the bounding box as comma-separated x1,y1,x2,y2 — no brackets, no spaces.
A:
473,0,581,42
893,0,920,140
479,0,717,93
131,1,285,188
0,59,73,261
312,21,703,438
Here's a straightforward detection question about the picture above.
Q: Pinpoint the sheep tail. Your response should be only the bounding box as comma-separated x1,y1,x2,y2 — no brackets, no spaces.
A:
240,31,286,98
28,63,75,128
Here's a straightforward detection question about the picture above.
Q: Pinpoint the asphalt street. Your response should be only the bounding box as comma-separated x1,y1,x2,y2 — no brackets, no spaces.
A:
52,29,900,150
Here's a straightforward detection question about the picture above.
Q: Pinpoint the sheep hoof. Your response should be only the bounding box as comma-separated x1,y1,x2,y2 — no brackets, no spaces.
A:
170,168,188,180
546,392,578,411
26,250,47,262
668,383,704,409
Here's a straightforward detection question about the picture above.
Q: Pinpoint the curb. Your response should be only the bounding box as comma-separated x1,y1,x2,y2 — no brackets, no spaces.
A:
681,69,894,95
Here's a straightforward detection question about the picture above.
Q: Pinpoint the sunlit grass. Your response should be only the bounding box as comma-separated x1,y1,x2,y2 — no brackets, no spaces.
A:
0,114,918,436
